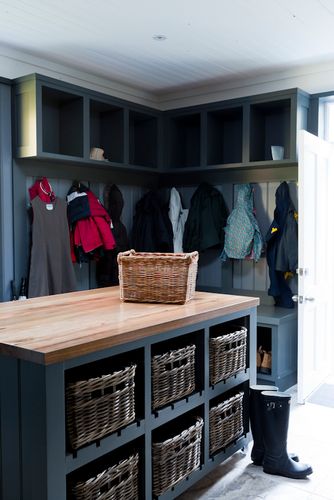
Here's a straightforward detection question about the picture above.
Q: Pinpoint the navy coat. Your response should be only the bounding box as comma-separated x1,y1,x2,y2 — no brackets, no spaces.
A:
266,182,298,308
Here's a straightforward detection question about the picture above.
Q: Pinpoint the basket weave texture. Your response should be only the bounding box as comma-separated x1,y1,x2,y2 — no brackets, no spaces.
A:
71,453,139,500
210,326,247,385
117,250,199,304
152,344,196,410
152,417,203,496
66,365,136,450
209,392,244,455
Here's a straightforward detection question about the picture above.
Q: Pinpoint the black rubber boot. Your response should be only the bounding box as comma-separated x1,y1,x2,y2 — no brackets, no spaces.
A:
249,385,299,465
261,391,313,479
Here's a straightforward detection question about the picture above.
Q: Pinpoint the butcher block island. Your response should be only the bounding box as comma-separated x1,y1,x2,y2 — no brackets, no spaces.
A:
0,288,258,500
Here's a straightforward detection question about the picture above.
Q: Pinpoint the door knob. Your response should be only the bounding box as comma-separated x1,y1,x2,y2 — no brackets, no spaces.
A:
292,295,315,303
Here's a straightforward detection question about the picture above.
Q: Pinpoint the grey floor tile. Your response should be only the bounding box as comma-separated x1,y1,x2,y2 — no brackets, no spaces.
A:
177,384,334,500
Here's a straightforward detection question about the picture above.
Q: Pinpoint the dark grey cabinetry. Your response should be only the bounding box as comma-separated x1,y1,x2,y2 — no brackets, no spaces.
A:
12,74,310,175
249,99,291,162
163,89,309,171
89,99,124,163
165,112,201,168
256,306,297,391
207,107,243,166
13,74,160,170
42,86,84,158
0,293,257,500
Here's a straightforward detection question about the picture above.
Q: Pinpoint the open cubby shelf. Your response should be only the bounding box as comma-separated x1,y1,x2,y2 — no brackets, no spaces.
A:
249,99,291,162
42,86,84,157
90,99,124,163
13,74,310,174
207,107,243,165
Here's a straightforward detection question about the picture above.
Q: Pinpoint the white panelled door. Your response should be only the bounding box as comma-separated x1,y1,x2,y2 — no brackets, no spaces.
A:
297,130,334,404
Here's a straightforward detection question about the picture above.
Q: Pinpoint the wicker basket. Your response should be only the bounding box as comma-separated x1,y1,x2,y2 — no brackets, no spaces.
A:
152,344,196,410
152,417,203,496
71,453,139,500
117,250,199,304
210,326,247,385
66,365,136,450
209,392,244,455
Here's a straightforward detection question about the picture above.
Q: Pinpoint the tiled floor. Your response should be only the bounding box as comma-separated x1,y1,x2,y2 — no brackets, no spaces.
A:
178,378,334,499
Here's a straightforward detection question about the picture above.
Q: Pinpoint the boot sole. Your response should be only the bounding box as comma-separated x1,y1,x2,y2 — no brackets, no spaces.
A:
263,466,313,479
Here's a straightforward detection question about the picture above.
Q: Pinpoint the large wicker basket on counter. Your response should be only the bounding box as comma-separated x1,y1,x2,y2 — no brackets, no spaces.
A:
66,364,136,450
117,250,199,304
71,453,139,500
152,417,203,496
209,392,244,455
210,326,247,385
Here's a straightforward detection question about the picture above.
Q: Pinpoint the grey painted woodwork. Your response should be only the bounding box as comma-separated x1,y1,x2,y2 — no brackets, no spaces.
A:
0,82,14,302
7,76,304,315
256,305,297,391
0,306,257,500
0,72,306,497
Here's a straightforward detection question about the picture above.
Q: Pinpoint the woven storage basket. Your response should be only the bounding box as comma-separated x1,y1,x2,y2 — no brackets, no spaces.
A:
209,392,244,455
117,250,199,304
152,344,196,410
152,417,203,496
210,326,247,385
71,453,139,500
66,365,136,450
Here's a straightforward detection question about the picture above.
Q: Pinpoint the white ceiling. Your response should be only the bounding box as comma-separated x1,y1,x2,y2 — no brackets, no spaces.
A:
1,0,334,97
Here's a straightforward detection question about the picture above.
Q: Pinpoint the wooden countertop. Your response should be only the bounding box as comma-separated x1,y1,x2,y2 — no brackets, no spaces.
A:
0,287,259,365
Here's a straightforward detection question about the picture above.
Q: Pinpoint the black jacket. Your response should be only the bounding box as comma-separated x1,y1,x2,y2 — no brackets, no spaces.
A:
132,189,173,252
266,182,298,308
183,183,229,252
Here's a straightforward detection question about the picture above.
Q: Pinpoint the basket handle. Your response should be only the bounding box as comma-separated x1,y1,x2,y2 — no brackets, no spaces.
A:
117,249,136,263
186,251,199,264
117,249,198,263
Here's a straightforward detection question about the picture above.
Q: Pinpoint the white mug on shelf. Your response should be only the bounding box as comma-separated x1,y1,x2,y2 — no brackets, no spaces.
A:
271,145,284,161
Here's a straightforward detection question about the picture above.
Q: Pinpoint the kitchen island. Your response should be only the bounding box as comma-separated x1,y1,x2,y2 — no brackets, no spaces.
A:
0,287,258,500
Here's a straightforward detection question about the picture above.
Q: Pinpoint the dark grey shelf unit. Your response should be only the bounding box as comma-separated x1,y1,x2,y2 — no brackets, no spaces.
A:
42,86,84,158
166,112,201,168
163,88,309,171
89,99,124,163
12,74,310,176
13,73,161,170
256,305,297,391
207,106,243,165
249,99,291,162
129,110,158,168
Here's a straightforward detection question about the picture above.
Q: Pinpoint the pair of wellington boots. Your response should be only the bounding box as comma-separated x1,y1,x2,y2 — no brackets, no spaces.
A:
249,385,313,479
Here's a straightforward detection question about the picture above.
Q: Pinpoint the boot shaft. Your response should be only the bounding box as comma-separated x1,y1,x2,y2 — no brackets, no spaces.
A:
261,391,313,479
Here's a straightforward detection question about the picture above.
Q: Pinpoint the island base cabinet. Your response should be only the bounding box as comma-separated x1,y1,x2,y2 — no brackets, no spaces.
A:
0,292,257,500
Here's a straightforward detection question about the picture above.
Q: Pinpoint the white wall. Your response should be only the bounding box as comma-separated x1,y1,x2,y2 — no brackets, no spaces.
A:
0,46,159,108
2,46,334,110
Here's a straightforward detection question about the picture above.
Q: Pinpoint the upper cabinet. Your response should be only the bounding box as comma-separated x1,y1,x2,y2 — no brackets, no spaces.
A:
42,86,84,158
13,74,310,173
89,99,124,164
13,74,160,170
207,106,243,166
165,112,201,168
163,89,310,170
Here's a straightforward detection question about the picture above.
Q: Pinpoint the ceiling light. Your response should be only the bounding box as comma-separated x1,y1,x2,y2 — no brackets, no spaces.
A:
152,34,167,41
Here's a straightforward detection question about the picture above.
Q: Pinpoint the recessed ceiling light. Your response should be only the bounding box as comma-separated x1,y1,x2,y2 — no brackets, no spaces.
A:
152,34,167,41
